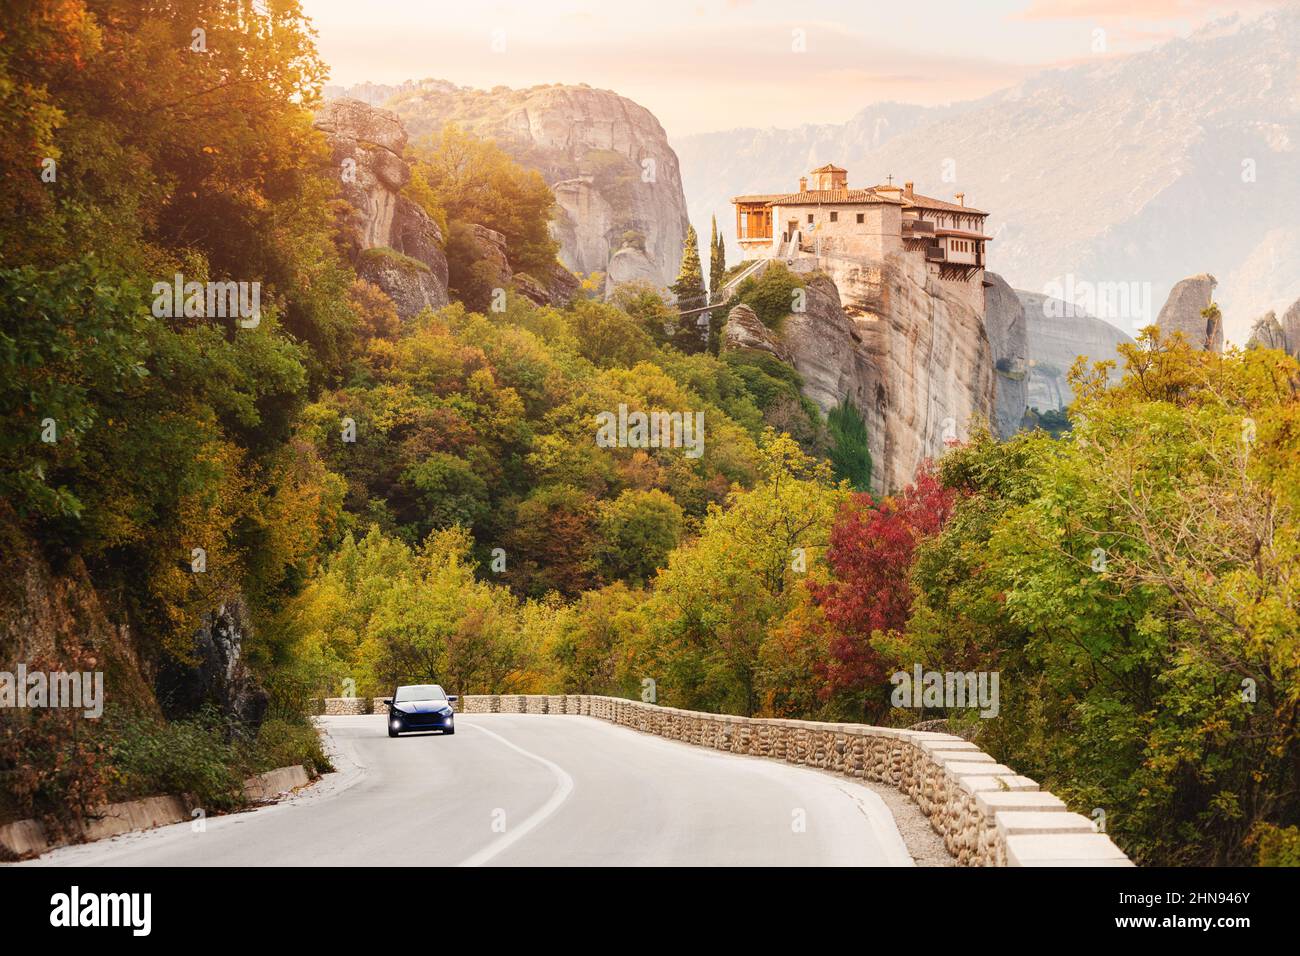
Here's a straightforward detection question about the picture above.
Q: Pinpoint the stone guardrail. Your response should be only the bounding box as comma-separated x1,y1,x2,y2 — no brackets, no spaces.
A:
457,693,1132,867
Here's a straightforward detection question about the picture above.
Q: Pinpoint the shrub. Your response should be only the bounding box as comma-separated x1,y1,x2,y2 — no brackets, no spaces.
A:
250,718,331,776
359,246,431,275
735,263,804,329
109,709,247,810
1255,825,1300,867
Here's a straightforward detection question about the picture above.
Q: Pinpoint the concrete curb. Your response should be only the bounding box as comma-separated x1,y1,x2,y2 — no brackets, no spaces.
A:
0,764,313,860
455,693,1133,867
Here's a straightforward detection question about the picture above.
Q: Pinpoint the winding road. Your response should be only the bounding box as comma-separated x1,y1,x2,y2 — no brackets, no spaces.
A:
23,714,914,867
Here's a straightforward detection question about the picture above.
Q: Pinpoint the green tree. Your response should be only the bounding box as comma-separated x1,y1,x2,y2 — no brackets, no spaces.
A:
708,214,726,299
826,397,873,490
670,224,707,352
0,0,354,668
735,262,804,330
594,489,684,586
360,527,524,694
641,431,846,715
409,124,558,277
888,331,1300,865
505,485,599,599
400,452,490,538
611,280,676,346
545,583,646,694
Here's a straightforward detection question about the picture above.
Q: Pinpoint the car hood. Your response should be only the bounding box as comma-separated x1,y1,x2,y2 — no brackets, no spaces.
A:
392,700,452,715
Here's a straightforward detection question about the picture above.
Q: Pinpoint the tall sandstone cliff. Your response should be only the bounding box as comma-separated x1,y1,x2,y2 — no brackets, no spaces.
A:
1247,297,1300,355
1156,274,1223,352
362,80,689,295
1248,311,1289,351
1285,299,1300,356
983,272,1030,439
728,256,995,493
1016,291,1134,410
313,99,450,319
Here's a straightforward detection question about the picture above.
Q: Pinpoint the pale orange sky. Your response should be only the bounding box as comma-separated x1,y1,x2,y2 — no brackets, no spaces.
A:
303,0,1285,135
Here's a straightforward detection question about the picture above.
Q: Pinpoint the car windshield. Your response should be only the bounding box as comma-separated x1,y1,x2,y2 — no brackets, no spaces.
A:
394,684,447,702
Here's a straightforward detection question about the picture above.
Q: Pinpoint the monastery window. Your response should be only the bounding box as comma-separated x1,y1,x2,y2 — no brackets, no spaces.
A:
829,211,838,223
856,213,865,224
807,213,814,224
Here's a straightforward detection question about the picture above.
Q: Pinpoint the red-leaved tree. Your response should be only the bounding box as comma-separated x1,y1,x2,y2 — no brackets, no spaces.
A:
810,465,958,717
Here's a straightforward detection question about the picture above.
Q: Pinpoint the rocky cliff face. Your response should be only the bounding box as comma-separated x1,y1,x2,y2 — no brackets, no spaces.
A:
723,303,790,362
733,256,994,493
1282,298,1300,356
0,521,154,713
343,80,689,294
1,513,270,731
1248,311,1288,351
154,598,268,728
1248,298,1300,356
1016,290,1134,410
983,273,1029,439
1156,274,1222,352
313,99,449,319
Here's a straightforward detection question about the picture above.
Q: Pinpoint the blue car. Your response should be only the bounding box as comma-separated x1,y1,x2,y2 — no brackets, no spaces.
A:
384,684,457,737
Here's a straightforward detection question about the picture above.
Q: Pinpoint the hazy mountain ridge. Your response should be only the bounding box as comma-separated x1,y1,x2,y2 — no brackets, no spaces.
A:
674,9,1300,343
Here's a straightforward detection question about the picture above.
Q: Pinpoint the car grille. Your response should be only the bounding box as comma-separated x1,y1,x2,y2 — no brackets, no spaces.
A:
399,712,448,727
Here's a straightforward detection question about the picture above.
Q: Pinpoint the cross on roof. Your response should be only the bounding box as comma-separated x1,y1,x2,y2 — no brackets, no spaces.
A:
885,174,894,186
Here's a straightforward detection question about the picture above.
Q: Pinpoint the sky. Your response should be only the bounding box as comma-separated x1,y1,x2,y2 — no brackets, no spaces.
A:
302,0,1285,136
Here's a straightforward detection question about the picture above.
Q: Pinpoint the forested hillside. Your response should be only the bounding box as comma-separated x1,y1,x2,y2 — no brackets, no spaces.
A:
0,0,833,836
2,1,1298,868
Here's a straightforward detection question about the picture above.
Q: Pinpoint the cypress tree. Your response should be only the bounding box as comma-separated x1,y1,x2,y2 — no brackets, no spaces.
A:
670,224,708,352
672,224,706,308
709,214,727,299
827,397,873,491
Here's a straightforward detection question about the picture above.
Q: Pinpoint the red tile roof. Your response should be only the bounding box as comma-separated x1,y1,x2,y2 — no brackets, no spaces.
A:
732,183,989,216
762,187,902,206
898,191,989,216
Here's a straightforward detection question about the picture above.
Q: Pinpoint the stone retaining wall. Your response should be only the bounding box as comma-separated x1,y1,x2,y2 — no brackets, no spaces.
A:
322,697,369,715
455,693,1131,867
0,765,314,859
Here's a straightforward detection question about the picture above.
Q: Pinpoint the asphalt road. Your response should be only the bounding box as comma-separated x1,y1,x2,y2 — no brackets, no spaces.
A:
23,714,913,867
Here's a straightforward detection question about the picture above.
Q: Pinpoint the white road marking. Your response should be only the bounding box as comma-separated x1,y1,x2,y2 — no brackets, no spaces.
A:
456,720,575,867
832,783,915,867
